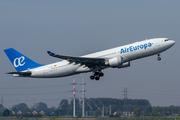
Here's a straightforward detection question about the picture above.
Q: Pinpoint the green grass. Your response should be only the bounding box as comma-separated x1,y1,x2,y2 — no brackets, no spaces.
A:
0,116,180,120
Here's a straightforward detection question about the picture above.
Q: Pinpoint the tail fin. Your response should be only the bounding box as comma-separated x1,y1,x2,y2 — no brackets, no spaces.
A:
4,48,44,72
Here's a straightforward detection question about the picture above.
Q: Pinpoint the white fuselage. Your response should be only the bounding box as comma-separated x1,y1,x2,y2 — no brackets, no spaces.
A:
26,38,175,78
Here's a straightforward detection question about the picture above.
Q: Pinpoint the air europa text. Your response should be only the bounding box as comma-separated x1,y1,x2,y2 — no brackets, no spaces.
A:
121,43,152,54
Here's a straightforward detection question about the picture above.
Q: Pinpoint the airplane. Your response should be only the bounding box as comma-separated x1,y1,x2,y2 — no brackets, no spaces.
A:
4,38,175,80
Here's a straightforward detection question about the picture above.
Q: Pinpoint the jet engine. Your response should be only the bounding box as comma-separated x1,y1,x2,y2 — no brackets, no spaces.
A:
118,62,130,68
106,56,123,68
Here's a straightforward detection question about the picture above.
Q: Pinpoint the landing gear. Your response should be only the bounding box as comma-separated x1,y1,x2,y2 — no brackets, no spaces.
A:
95,76,100,80
157,57,161,61
99,72,104,77
90,75,94,80
90,71,104,81
157,53,161,61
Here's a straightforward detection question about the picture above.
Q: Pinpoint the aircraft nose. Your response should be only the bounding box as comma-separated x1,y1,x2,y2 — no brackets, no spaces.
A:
168,40,175,48
171,40,175,46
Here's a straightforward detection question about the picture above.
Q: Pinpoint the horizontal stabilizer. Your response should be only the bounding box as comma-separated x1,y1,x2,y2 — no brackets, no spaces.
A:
7,71,31,76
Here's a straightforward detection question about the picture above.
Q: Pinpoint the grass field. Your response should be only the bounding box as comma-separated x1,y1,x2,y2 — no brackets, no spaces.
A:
0,116,180,120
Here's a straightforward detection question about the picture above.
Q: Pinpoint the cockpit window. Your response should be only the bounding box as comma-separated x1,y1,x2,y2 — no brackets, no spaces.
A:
165,38,170,42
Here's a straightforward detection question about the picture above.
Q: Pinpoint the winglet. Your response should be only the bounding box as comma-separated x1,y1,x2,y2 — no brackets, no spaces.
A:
47,51,56,56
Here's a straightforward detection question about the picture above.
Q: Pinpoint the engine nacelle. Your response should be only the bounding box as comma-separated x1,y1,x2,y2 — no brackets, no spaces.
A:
118,62,130,68
107,56,123,68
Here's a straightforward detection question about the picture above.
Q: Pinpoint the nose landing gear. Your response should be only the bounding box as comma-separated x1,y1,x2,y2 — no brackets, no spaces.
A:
157,53,161,61
90,71,104,81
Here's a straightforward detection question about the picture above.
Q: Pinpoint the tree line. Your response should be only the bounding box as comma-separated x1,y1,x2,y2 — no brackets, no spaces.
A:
0,98,180,117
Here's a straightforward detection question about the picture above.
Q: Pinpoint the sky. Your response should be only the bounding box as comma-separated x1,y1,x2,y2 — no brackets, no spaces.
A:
0,0,180,109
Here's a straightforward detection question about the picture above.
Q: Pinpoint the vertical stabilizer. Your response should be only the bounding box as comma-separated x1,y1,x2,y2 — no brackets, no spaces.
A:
4,48,44,72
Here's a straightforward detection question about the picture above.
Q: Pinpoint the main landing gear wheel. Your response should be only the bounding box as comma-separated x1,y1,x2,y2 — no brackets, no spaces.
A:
90,71,104,81
157,57,161,61
99,72,104,77
95,76,100,80
90,75,94,80
157,53,161,61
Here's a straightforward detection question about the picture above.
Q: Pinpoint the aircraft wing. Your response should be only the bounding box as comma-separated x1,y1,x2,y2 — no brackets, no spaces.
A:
47,51,106,67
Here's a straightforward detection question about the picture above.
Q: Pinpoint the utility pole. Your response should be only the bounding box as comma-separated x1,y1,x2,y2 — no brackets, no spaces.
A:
163,107,164,117
109,104,111,115
102,105,104,117
81,77,86,117
1,96,3,120
73,78,76,117
123,87,128,116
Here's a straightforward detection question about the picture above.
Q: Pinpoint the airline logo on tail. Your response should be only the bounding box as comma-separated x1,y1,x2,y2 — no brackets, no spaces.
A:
13,56,25,67
4,48,44,72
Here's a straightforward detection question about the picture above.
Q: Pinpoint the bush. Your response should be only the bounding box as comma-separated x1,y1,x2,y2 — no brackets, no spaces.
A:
109,114,121,118
134,108,141,118
21,113,42,117
3,109,10,116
